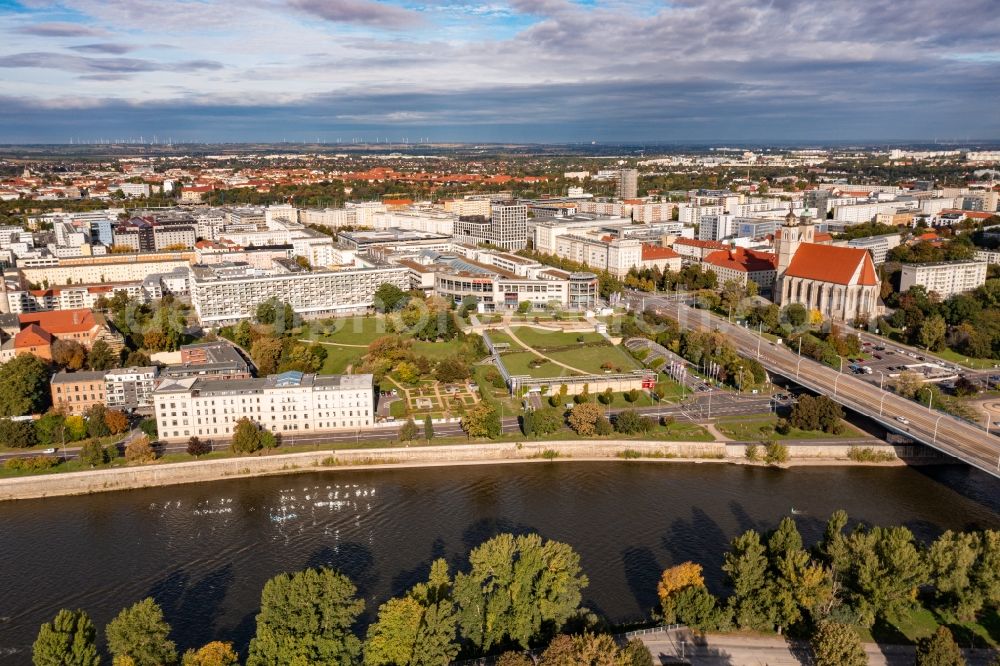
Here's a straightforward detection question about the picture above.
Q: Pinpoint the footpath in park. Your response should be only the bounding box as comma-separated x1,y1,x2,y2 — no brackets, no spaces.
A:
641,629,997,665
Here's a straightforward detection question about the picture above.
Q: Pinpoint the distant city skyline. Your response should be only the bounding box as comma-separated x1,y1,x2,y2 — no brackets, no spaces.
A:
1,0,999,143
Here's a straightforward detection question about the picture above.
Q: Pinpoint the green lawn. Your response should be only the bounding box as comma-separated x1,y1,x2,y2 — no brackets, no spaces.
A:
714,414,861,441
857,604,1000,648
316,347,362,375
933,348,999,370
503,352,580,378
411,340,471,361
308,315,388,346
510,326,605,349
651,421,715,442
484,330,524,351
546,345,640,374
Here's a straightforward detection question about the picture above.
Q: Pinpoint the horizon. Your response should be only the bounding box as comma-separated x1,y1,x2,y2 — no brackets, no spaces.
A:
2,0,999,144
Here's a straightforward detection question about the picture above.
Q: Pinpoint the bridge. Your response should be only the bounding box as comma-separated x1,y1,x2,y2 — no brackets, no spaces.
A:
635,293,1000,478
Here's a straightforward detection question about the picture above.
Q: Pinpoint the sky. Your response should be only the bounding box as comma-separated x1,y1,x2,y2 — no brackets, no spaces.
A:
0,0,999,144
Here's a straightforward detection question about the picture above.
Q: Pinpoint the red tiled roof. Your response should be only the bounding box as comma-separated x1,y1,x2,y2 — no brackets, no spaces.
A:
641,244,681,261
18,309,97,334
673,238,727,249
14,324,52,348
814,232,833,243
918,232,939,241
704,247,777,273
784,244,878,286
940,209,994,220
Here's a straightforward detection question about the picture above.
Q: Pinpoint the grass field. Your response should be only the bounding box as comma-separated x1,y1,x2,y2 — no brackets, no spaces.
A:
317,347,363,375
714,414,862,441
546,345,640,374
510,326,605,348
856,604,1000,648
503,352,579,378
934,348,999,370
309,315,388,346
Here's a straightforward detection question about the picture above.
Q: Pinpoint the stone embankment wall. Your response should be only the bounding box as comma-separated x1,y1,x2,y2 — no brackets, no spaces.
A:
0,440,913,502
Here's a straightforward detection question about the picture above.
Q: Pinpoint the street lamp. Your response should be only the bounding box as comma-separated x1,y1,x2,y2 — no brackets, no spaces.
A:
920,386,934,412
876,369,885,391
933,414,945,444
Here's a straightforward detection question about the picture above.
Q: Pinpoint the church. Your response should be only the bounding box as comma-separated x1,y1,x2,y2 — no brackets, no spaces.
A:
774,209,880,323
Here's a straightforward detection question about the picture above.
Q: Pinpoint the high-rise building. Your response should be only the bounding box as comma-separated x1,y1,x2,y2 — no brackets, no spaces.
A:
616,169,638,199
453,203,527,251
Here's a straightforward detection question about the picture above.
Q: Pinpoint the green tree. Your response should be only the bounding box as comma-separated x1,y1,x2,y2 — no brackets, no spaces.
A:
532,407,564,436
722,530,774,631
423,415,434,442
187,436,211,457
80,439,109,466
364,560,459,666
453,533,588,651
784,303,808,327
86,340,119,371
34,411,66,447
374,283,408,312
255,299,278,325
0,354,51,416
32,609,100,666
841,525,928,626
928,531,984,621
461,402,501,439
811,621,868,666
613,409,653,435
0,418,38,448
916,626,965,666
919,315,948,352
85,404,111,439
232,320,254,349
247,568,364,666
231,417,263,454
621,638,654,666
538,633,622,665
399,418,419,442
105,598,177,666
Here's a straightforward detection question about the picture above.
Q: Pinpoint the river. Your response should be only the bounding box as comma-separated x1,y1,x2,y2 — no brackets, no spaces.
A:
2,461,999,662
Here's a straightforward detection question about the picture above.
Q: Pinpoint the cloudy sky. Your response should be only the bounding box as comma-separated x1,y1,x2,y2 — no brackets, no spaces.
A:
1,0,999,144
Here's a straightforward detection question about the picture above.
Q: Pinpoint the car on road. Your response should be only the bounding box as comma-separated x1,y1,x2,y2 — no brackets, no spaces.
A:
42,448,56,454
873,354,882,360
896,416,910,425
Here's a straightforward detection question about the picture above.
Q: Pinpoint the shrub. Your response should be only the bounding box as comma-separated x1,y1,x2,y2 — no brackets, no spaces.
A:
4,455,59,471
764,441,789,464
745,444,761,462
125,436,157,464
847,446,895,463
617,449,643,459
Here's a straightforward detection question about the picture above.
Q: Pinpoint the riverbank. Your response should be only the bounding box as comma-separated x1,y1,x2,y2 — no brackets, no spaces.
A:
0,438,938,501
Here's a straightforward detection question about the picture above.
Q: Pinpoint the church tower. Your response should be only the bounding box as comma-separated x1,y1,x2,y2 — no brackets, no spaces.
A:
777,205,801,274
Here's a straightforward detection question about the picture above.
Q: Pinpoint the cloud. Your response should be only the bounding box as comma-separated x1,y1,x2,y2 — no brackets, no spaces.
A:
287,0,423,28
13,21,107,37
0,52,224,74
69,43,139,55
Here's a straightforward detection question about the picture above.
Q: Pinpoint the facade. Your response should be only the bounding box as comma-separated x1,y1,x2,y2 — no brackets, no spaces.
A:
975,249,1000,265
846,233,903,264
51,370,107,415
152,371,374,442
703,247,778,293
153,225,197,251
774,211,880,322
105,366,159,411
453,203,528,251
671,238,728,260
189,261,410,325
899,260,988,298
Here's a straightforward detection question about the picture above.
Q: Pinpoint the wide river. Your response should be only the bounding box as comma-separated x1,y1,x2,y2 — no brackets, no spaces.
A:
2,461,1000,662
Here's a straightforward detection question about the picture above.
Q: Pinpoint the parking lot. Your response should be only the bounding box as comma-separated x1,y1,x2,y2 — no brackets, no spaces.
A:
851,340,962,387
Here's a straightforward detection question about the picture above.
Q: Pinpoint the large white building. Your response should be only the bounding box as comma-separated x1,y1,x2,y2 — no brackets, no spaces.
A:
453,203,528,251
899,260,988,299
189,260,409,325
153,371,374,442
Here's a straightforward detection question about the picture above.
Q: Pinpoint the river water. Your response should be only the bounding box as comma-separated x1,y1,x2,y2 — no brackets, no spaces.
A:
2,461,999,662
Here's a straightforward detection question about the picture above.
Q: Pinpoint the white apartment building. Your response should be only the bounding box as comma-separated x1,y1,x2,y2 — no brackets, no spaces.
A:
105,366,158,410
553,234,642,277
631,203,675,223
832,200,918,223
442,198,492,218
698,215,736,241
153,225,197,251
189,261,409,325
115,183,151,198
153,371,374,442
300,207,357,229
371,208,456,235
899,260,988,299
677,204,725,225
19,257,191,287
265,204,299,225
975,249,1000,265
846,234,903,264
576,201,630,217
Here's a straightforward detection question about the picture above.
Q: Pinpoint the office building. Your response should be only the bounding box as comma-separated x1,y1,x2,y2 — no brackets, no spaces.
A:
453,203,528,251
153,371,374,442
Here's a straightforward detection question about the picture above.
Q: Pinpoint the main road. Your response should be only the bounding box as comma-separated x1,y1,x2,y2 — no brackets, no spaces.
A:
635,292,1000,477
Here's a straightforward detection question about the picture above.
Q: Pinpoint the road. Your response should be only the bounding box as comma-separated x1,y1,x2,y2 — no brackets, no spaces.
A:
634,292,1000,477
0,395,778,462
640,630,998,665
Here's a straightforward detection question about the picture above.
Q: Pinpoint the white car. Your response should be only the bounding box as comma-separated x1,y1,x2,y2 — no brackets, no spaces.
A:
42,448,56,454
896,416,910,425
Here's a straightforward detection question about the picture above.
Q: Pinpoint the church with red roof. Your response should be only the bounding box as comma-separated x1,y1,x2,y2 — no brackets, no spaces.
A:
775,209,880,322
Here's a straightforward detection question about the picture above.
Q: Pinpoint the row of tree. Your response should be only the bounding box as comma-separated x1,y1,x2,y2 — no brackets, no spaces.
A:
657,511,1000,663
32,533,653,665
